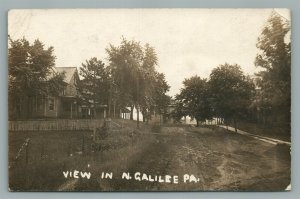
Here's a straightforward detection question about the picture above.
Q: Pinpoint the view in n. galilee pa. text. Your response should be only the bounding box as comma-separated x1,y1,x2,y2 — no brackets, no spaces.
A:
8,9,291,191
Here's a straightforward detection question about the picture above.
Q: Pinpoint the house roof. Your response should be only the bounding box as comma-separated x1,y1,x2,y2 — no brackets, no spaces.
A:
122,107,131,113
55,67,77,83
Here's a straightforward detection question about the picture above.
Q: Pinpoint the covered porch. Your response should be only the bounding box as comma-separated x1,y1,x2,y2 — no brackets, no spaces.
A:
81,103,107,119
59,96,81,119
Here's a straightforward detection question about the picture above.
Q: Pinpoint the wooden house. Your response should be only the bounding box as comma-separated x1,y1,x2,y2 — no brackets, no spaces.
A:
27,67,81,119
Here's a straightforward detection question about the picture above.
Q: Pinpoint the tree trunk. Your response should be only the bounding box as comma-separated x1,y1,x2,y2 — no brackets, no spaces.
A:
141,109,146,123
137,105,140,129
159,114,162,125
196,120,199,127
130,105,134,120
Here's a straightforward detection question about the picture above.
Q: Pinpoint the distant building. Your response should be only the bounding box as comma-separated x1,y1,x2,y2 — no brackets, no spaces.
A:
150,99,177,124
120,107,131,120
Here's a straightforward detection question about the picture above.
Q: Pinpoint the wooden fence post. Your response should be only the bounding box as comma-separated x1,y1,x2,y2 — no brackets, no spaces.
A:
25,139,30,165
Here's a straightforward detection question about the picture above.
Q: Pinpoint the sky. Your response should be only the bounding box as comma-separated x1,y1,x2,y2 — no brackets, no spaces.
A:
8,9,290,97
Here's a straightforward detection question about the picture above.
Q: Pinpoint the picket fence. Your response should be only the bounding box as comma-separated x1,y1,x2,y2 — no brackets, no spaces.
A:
8,119,104,131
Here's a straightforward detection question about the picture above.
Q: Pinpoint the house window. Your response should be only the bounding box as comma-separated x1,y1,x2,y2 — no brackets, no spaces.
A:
48,98,55,111
60,85,66,96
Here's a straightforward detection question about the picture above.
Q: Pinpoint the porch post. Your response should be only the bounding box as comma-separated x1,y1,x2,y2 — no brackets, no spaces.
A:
70,102,73,119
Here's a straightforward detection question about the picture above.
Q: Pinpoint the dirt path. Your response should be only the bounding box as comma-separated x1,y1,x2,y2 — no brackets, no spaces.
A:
95,125,290,191
218,125,291,146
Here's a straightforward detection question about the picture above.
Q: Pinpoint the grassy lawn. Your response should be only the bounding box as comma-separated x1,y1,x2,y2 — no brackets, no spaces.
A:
9,120,291,191
9,120,156,191
231,120,291,142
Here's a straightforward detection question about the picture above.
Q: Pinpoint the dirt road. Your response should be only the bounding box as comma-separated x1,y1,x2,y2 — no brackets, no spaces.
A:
75,125,290,191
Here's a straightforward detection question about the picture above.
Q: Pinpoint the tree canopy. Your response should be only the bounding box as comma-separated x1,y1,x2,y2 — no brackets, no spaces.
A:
78,57,110,117
209,64,254,128
255,11,291,124
8,37,65,119
175,76,212,126
106,37,170,127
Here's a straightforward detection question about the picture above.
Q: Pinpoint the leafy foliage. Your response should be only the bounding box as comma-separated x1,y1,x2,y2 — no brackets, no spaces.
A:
149,72,170,121
106,37,170,126
175,76,212,126
255,11,291,124
8,37,65,119
78,57,110,116
209,63,255,123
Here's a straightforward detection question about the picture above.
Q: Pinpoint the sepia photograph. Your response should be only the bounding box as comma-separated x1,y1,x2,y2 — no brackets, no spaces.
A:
8,9,291,191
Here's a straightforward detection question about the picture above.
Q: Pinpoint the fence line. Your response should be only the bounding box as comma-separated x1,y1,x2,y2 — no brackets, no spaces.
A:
9,138,31,168
8,119,104,131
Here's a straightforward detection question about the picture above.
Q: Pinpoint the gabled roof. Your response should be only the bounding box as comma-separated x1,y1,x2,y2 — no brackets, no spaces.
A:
55,67,77,84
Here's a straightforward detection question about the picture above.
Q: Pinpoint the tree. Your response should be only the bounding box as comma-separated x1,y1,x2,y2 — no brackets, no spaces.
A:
149,72,171,123
106,38,142,123
175,76,212,127
172,98,187,123
106,37,168,128
209,64,254,132
8,37,65,119
78,57,110,118
255,11,291,125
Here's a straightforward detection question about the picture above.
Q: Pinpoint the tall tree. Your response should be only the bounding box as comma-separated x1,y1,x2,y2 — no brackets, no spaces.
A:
209,64,254,132
106,38,142,122
149,72,170,123
8,37,65,119
255,11,291,125
78,57,110,118
106,37,168,128
176,76,212,126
